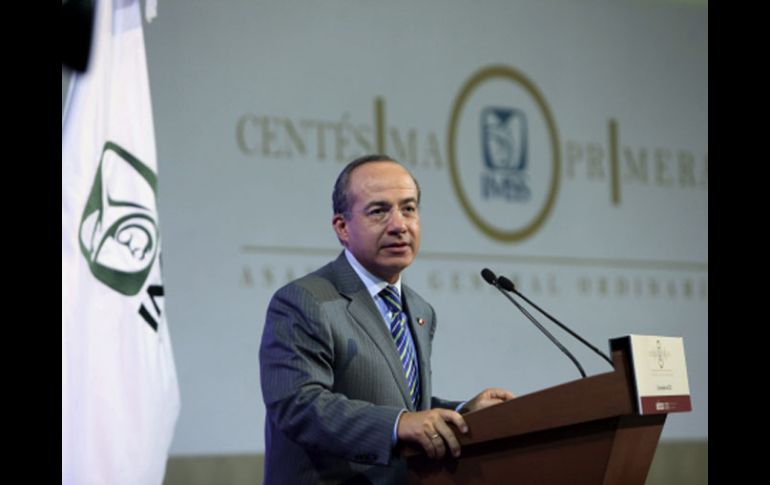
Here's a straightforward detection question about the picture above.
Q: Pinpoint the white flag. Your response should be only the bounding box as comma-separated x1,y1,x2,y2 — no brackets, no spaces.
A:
62,0,180,484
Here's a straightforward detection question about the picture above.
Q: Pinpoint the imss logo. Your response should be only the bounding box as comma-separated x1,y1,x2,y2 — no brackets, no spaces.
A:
448,65,560,242
480,106,530,202
79,142,160,296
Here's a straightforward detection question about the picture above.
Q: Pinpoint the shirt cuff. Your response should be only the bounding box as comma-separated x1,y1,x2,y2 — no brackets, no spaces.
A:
392,409,407,447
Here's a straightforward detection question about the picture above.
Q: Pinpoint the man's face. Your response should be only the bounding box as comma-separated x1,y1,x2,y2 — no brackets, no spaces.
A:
333,161,421,284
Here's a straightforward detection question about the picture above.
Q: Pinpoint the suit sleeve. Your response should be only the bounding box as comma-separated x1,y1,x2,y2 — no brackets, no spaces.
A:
259,283,403,466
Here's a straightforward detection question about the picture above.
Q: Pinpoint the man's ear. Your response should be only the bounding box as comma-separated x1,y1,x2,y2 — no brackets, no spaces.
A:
332,214,348,246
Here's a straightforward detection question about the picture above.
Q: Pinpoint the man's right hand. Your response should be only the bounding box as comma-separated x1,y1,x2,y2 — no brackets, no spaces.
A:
396,409,468,459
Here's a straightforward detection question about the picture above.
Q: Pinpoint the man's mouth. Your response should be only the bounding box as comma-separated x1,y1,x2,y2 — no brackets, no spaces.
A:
382,242,410,251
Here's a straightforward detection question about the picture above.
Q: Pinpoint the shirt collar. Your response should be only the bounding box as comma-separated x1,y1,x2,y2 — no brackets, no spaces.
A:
344,249,402,300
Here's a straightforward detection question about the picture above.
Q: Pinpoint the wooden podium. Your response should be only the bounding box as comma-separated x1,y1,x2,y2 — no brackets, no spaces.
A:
404,338,688,484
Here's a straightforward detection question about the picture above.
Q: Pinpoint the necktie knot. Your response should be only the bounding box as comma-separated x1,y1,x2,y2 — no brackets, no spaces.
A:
380,285,402,314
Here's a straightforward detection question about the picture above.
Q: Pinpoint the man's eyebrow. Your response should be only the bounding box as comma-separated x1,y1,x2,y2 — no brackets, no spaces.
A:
363,197,418,210
363,200,391,210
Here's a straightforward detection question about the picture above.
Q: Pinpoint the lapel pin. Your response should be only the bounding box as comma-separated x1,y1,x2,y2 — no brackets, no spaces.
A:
417,318,425,326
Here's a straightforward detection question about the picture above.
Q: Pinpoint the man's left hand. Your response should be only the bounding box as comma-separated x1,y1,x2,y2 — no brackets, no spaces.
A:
461,387,515,414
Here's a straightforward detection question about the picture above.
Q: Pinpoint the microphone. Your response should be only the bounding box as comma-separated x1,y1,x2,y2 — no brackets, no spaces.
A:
481,268,587,378
496,275,613,367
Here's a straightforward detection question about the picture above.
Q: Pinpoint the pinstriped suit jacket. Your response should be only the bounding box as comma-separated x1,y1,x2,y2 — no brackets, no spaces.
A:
260,252,460,484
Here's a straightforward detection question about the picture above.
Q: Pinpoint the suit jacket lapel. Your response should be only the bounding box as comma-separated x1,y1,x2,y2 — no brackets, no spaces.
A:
402,285,433,410
330,253,415,408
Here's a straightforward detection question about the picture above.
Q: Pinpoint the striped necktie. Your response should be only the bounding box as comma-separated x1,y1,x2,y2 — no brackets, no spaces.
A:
380,285,420,408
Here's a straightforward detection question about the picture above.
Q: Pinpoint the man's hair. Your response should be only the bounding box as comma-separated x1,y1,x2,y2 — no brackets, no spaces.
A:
332,154,421,218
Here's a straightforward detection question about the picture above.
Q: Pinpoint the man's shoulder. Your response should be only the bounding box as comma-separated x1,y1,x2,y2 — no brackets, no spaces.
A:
273,255,350,301
292,265,338,296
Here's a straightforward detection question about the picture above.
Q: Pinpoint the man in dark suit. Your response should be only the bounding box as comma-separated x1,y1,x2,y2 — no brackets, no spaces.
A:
260,155,514,484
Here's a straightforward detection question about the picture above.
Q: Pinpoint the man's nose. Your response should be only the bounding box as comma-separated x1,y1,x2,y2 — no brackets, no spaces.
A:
386,209,407,232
